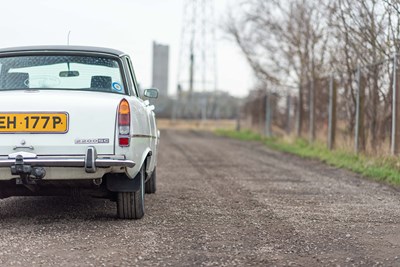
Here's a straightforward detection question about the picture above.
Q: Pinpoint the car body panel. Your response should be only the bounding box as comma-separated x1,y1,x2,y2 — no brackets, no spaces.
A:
0,90,121,156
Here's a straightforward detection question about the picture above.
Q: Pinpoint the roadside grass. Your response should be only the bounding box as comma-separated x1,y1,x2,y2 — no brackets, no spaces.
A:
215,129,400,186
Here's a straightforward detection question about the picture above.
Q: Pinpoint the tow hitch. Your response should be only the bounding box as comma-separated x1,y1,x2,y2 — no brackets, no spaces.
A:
10,155,46,180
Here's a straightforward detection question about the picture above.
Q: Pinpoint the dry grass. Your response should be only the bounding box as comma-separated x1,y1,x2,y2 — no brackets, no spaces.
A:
157,119,237,131
241,119,393,157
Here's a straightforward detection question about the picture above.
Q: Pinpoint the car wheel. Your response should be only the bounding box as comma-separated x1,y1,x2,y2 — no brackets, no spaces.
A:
145,167,157,194
116,165,145,219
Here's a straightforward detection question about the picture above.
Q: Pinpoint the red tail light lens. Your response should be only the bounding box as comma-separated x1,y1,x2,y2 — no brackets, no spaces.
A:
119,137,130,146
118,99,130,147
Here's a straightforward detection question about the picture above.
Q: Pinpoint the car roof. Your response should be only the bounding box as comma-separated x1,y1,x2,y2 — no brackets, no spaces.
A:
0,45,126,57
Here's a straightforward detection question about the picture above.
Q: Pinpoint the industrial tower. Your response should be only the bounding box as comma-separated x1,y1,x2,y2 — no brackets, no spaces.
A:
176,0,218,119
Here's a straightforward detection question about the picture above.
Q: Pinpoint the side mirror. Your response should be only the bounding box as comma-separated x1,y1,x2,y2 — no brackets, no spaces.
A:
143,88,159,99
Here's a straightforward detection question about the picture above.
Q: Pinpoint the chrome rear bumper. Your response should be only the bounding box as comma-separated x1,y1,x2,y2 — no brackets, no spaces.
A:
0,146,135,173
0,157,135,168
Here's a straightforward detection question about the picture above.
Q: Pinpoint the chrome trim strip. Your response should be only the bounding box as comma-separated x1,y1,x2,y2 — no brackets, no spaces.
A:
96,159,134,167
131,134,157,139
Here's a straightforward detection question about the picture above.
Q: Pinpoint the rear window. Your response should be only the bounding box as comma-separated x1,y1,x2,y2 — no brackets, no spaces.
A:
0,55,126,94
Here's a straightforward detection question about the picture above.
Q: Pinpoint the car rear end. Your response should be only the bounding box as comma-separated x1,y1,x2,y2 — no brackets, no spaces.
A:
0,49,139,208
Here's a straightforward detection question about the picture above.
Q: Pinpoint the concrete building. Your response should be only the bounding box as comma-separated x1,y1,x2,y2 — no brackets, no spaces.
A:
152,41,169,97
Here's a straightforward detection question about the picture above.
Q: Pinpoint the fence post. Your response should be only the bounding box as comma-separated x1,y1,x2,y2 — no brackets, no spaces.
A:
259,95,263,134
328,75,337,150
236,104,241,132
355,65,360,154
265,91,272,137
355,65,366,154
391,54,400,155
286,93,291,135
296,84,303,137
309,79,316,143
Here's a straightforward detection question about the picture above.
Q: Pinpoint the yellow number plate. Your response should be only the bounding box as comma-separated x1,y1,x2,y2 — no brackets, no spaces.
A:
0,113,68,133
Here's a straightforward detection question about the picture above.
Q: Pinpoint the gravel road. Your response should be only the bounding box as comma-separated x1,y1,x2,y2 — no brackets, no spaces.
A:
0,129,400,266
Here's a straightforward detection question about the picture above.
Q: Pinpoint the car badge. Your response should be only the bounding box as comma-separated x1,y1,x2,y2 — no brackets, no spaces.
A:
20,140,26,145
75,138,110,144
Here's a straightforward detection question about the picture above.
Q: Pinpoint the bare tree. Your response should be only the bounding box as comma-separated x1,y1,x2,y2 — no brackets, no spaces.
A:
225,0,329,136
228,0,400,152
329,0,390,151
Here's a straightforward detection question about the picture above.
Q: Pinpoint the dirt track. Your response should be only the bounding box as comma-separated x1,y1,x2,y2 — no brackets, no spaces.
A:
0,129,400,266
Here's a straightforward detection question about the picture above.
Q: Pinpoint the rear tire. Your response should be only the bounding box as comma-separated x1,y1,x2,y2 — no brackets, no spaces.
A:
116,166,145,219
145,167,157,194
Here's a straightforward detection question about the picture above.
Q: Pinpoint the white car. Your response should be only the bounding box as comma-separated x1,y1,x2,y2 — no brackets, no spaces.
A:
0,46,159,219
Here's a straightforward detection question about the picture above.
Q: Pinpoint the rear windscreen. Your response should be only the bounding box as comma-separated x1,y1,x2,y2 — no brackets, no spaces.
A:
0,55,126,94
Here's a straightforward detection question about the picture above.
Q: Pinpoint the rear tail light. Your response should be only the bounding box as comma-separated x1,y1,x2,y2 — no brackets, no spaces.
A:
119,137,130,146
118,99,130,147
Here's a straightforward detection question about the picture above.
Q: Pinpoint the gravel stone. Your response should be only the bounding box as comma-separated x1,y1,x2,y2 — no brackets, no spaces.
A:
0,129,399,266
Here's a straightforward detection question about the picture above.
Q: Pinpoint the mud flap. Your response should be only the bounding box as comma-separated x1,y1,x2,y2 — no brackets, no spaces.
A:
106,173,140,192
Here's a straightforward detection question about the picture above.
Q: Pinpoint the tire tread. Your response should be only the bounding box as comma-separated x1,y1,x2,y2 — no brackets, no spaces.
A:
116,166,145,219
145,168,157,194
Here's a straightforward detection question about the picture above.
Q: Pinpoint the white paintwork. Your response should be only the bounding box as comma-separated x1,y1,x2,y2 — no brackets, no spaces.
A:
0,55,158,182
0,90,121,156
116,93,159,179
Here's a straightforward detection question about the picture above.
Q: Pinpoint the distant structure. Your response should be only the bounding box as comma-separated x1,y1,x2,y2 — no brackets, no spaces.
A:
176,0,218,119
152,41,169,97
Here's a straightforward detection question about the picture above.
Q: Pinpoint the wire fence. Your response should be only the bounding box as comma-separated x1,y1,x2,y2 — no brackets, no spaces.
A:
240,55,400,156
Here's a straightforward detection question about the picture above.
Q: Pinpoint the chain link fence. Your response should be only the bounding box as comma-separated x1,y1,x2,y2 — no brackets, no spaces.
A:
240,55,400,156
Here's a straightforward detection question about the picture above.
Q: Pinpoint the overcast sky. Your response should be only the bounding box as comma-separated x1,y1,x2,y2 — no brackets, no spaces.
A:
0,0,254,97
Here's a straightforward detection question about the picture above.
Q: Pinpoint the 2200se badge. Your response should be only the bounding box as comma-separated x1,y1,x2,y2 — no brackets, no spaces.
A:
0,46,160,220
75,138,110,144
0,113,68,133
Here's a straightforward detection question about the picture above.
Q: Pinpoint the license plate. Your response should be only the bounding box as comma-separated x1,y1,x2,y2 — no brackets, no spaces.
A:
0,113,69,133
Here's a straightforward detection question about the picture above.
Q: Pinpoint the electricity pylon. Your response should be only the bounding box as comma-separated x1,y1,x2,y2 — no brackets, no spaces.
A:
176,0,218,120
